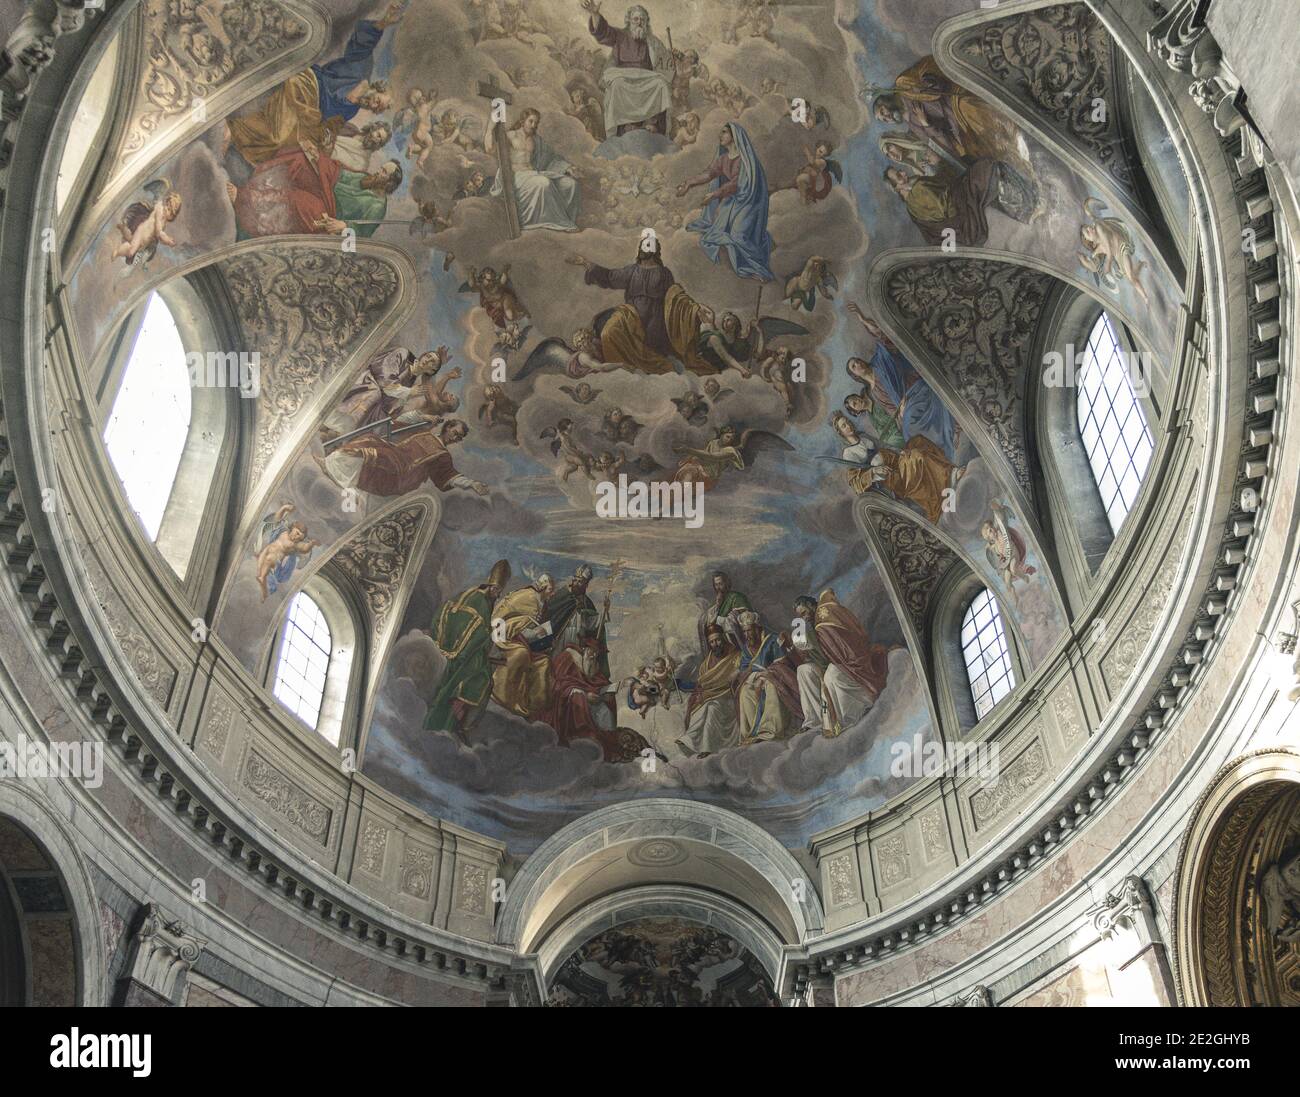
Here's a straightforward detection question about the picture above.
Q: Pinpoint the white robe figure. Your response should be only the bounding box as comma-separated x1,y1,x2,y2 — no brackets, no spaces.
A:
492,134,581,232
820,664,874,734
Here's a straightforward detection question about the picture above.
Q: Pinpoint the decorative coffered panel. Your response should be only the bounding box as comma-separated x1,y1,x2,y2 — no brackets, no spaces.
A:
952,4,1137,195
218,245,405,484
968,735,1049,833
884,259,1052,495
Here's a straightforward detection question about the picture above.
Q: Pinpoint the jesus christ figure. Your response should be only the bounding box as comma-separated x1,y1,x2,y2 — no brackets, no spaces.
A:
580,1,673,137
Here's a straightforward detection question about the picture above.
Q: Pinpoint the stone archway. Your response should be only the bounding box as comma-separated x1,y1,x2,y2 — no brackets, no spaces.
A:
1172,749,1300,1006
0,816,81,1006
496,800,824,965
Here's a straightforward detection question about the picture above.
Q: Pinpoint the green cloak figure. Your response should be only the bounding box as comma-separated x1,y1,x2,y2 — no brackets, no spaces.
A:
424,560,511,734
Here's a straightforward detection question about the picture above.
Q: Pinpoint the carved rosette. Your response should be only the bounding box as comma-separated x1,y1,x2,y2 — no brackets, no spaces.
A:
219,248,402,482
885,260,1051,493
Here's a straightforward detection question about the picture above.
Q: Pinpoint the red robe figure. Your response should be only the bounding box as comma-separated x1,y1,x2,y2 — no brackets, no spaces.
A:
549,638,646,762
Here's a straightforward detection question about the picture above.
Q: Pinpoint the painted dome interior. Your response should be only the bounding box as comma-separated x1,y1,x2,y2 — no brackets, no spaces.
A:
55,0,1191,860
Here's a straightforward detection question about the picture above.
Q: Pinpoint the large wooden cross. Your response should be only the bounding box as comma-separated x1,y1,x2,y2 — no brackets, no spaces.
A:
478,76,522,239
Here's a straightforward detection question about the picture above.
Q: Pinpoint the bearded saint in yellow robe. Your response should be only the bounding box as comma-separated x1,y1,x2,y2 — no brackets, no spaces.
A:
490,579,555,721
875,56,1026,171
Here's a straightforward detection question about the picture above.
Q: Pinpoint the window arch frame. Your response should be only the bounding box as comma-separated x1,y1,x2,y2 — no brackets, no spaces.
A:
929,567,1026,740
262,570,367,752
958,587,1017,723
1030,287,1167,612
1075,311,1157,537
95,275,247,609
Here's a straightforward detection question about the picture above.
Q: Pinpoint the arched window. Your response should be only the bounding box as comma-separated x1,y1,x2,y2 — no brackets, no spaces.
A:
961,588,1015,720
267,579,361,748
1076,312,1154,534
272,592,333,733
102,292,191,541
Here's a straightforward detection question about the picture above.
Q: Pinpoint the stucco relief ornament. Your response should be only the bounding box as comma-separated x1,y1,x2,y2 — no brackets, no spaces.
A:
1,0,92,119
1260,851,1300,944
1090,875,1153,940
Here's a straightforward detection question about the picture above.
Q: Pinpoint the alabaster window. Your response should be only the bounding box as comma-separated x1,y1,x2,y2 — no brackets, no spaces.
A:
273,592,333,732
1077,312,1155,534
103,292,192,542
269,578,361,749
961,588,1016,721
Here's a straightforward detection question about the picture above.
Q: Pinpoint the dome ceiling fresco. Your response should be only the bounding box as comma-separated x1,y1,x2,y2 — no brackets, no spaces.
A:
61,0,1189,853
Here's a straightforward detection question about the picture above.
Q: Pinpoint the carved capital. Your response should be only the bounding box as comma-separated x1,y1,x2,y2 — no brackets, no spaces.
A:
949,984,992,1007
1091,875,1157,944
124,903,206,1003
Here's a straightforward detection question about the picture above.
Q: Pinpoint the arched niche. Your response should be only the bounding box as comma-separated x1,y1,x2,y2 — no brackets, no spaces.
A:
0,788,107,1006
1172,749,1300,1006
496,799,824,955
537,885,788,991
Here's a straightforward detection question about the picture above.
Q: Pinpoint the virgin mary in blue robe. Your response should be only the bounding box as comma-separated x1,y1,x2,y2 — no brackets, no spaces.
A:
685,123,775,282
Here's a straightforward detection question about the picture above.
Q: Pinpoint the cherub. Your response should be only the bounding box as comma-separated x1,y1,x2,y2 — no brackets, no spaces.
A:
1078,197,1150,306
478,384,519,441
112,179,183,267
672,424,794,491
540,418,595,481
255,504,320,602
702,378,734,402
792,140,843,206
453,169,491,202
783,255,838,311
670,47,708,113
757,346,800,416
672,111,701,148
401,87,440,167
671,390,710,426
792,99,832,131
433,109,477,154
980,501,1037,606
459,265,529,328
560,380,600,404
493,320,531,353
601,406,642,445
591,450,627,480
566,84,605,142
409,175,452,237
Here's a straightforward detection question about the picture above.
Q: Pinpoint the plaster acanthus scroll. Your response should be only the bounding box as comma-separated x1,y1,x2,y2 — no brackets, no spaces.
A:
119,0,310,167
219,246,404,484
862,508,958,634
0,0,95,181
947,984,992,1006
1090,874,1158,945
884,259,1052,495
332,505,426,636
955,5,1135,193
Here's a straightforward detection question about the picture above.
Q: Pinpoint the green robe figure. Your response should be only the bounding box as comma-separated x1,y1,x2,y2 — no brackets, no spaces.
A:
334,169,390,237
424,560,511,734
697,570,753,651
